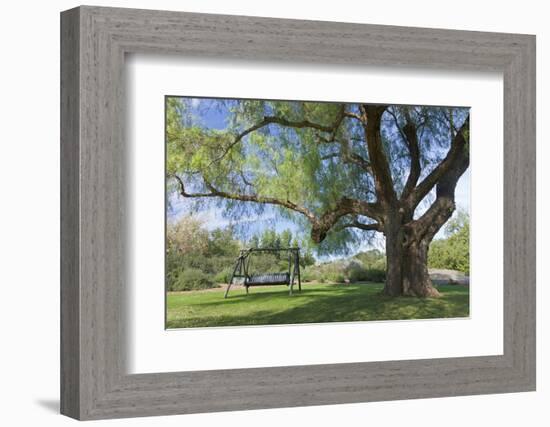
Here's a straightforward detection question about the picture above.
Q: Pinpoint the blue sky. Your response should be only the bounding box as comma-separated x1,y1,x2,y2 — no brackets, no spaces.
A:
167,97,470,250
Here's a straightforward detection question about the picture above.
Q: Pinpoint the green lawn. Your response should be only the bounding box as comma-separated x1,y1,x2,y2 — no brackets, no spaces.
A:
166,282,469,329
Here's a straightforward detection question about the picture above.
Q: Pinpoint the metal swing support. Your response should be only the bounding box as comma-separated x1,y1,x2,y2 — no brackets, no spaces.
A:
224,247,301,298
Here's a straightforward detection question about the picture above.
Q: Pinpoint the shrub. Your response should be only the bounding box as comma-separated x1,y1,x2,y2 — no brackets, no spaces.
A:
213,267,233,284
326,271,346,283
428,215,470,274
371,257,386,271
301,268,321,282
166,267,183,292
346,262,386,283
171,268,214,291
354,249,385,267
246,253,280,275
362,268,386,282
347,263,368,282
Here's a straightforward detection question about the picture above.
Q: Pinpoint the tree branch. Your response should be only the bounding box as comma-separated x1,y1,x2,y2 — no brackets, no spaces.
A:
238,170,254,187
263,115,341,133
386,108,421,202
361,104,397,206
311,197,381,243
401,121,421,201
317,136,372,172
386,108,408,144
311,105,373,174
343,111,363,122
407,197,455,244
404,117,469,242
405,115,469,209
320,152,341,161
173,173,381,244
208,110,348,167
339,220,382,232
186,176,318,222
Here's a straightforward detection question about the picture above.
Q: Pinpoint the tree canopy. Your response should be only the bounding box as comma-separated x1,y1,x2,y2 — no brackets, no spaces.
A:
167,97,468,256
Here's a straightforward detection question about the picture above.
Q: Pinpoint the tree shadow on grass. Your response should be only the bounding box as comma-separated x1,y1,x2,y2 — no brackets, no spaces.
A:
167,283,469,328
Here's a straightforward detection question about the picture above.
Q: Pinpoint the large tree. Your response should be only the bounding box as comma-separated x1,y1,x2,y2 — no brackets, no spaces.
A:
167,98,469,297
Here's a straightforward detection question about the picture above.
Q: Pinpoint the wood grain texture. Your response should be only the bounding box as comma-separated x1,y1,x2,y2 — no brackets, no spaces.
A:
60,5,536,420
60,7,80,419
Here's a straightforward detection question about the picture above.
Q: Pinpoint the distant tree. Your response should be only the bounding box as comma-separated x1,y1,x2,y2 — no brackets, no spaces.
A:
208,227,241,257
259,229,281,249
280,229,293,248
166,216,244,290
167,216,209,256
290,236,316,267
443,209,469,235
247,229,316,268
354,249,385,266
248,235,260,248
428,212,470,274
299,247,316,268
167,98,469,297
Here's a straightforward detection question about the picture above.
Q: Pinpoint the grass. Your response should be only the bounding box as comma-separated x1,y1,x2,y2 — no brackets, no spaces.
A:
166,282,469,329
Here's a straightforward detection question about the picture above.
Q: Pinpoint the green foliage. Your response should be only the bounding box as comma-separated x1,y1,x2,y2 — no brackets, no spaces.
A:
258,229,282,250
346,263,386,283
325,271,346,283
444,209,469,235
246,228,316,272
166,215,242,291
171,268,213,291
301,269,323,283
347,250,387,282
246,253,283,276
213,267,234,285
301,249,387,284
353,249,387,270
299,249,316,268
249,235,260,248
208,227,240,257
167,216,209,256
428,212,470,274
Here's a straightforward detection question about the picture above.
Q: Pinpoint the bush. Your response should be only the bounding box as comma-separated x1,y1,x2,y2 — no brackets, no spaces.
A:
171,268,214,291
325,271,346,283
362,268,386,282
354,249,385,267
371,257,386,271
301,268,321,282
346,262,386,283
213,267,234,284
347,263,368,282
428,214,470,274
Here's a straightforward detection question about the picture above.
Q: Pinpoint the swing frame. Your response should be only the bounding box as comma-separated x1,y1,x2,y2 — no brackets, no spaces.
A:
224,248,302,298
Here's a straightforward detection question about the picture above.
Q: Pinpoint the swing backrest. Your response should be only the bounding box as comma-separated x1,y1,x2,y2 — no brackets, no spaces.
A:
247,272,290,286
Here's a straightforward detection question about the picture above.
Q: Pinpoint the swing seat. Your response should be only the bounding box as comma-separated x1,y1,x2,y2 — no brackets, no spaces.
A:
224,247,302,298
247,272,290,286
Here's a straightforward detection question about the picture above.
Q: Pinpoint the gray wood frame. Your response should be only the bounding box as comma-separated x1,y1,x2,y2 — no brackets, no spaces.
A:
60,5,536,420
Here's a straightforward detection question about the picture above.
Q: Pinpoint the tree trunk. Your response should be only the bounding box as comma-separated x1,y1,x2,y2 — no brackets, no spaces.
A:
402,239,441,297
383,216,404,296
383,227,441,298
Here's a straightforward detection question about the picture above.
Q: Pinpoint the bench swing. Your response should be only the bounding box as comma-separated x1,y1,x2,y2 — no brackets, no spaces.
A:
224,247,302,298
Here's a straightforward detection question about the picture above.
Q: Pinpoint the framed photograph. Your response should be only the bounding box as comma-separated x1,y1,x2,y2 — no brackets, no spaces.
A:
61,6,536,420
